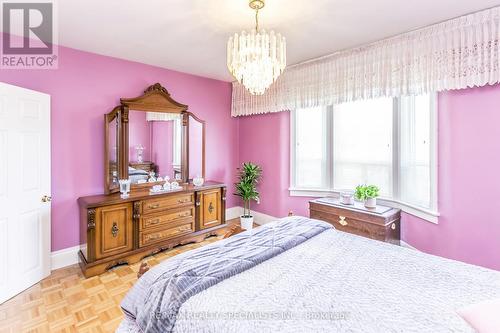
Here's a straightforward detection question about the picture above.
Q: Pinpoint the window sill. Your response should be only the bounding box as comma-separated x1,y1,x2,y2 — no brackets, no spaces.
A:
289,188,439,224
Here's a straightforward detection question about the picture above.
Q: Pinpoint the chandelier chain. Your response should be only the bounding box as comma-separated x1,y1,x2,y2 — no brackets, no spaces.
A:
227,0,287,95
255,9,259,31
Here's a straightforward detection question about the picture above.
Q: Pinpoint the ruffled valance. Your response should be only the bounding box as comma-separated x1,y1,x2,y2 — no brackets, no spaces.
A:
232,6,500,116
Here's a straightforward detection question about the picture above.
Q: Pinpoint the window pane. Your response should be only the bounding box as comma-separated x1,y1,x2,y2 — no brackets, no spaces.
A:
333,98,393,196
400,94,432,208
294,107,328,188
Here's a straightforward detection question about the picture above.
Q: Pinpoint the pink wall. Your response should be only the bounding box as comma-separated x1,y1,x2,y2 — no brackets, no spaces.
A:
0,42,238,252
238,85,500,271
188,117,203,179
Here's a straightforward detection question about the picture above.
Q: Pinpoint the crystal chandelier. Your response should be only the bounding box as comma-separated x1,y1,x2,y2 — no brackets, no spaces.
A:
227,0,286,95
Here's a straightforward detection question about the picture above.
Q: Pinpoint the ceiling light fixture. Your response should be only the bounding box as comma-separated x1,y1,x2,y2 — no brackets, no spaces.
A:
227,0,286,95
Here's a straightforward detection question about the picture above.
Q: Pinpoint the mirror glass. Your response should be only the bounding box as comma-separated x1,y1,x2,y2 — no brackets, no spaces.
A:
188,114,203,180
128,111,183,184
108,114,119,190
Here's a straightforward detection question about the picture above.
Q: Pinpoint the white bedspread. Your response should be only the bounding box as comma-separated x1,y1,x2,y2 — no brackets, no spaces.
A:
170,228,500,333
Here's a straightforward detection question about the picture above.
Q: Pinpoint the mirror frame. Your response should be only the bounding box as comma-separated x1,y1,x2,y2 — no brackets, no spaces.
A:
104,83,205,194
186,112,206,181
104,106,121,194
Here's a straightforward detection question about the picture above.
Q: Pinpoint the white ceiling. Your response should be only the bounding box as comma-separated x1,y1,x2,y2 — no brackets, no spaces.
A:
53,0,500,81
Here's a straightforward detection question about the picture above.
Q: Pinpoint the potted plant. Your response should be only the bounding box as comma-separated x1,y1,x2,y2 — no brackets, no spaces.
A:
354,184,379,208
234,162,262,230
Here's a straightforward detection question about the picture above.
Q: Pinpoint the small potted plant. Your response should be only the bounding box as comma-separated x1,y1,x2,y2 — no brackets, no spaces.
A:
354,184,379,208
234,162,262,230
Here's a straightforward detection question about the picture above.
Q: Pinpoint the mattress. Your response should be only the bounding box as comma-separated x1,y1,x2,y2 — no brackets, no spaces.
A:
118,217,500,333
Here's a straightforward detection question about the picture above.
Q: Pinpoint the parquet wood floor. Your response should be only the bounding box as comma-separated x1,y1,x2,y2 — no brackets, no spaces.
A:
0,234,225,333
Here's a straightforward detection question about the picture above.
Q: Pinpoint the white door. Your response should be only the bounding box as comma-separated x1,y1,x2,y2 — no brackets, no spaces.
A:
0,82,51,304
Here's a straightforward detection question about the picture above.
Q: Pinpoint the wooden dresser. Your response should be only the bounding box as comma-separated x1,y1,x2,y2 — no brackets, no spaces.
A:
78,182,227,277
309,198,400,244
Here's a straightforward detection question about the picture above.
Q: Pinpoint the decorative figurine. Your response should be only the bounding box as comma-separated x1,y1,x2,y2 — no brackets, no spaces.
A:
118,179,131,198
135,144,145,163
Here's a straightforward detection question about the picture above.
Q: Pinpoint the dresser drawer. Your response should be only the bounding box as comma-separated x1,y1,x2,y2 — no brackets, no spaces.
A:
142,193,194,214
140,207,195,231
139,222,194,247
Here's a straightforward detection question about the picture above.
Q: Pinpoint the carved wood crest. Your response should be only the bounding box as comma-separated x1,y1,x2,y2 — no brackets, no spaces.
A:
119,83,188,113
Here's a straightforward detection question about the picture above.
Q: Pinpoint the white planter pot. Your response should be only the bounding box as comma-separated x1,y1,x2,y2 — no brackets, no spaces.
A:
240,215,254,230
364,197,377,208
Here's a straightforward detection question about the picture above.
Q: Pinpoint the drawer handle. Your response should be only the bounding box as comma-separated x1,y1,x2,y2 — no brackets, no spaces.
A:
111,222,119,237
148,218,160,226
148,203,160,209
147,234,160,241
178,212,189,218
177,198,189,204
338,216,348,226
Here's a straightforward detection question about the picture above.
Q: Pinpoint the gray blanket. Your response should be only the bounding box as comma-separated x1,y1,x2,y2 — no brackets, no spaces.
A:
120,216,332,333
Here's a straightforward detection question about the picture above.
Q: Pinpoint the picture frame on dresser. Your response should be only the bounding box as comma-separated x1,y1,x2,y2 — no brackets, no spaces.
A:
78,83,229,277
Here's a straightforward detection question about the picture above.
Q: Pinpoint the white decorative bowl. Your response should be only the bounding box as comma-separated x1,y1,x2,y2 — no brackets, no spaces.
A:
193,177,204,187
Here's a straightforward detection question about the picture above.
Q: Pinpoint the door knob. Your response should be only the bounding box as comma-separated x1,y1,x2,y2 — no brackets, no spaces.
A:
41,195,52,202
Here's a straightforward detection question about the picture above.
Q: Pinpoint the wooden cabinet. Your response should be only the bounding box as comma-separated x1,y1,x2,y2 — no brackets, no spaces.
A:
309,198,400,244
197,188,223,230
78,182,228,277
94,203,133,259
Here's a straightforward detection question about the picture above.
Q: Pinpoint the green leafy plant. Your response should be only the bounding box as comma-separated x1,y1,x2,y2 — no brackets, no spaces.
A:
234,162,262,218
354,184,380,201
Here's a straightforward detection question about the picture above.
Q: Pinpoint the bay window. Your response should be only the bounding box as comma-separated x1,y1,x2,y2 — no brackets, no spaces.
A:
290,94,438,222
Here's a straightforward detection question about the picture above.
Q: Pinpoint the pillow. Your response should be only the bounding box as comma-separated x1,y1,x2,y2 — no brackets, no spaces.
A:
457,298,500,333
128,166,148,175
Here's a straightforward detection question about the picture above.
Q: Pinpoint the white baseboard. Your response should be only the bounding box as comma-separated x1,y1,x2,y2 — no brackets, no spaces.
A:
226,206,243,220
250,209,278,225
51,245,80,270
226,206,279,225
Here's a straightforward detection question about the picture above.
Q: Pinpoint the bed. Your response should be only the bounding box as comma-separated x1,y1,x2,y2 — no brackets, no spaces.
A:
117,216,500,332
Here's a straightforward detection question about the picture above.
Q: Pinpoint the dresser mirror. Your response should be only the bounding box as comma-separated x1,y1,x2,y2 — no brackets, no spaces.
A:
105,107,121,193
128,111,183,184
104,83,206,194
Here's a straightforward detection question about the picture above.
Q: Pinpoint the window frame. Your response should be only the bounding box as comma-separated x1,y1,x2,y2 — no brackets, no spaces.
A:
290,95,439,224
